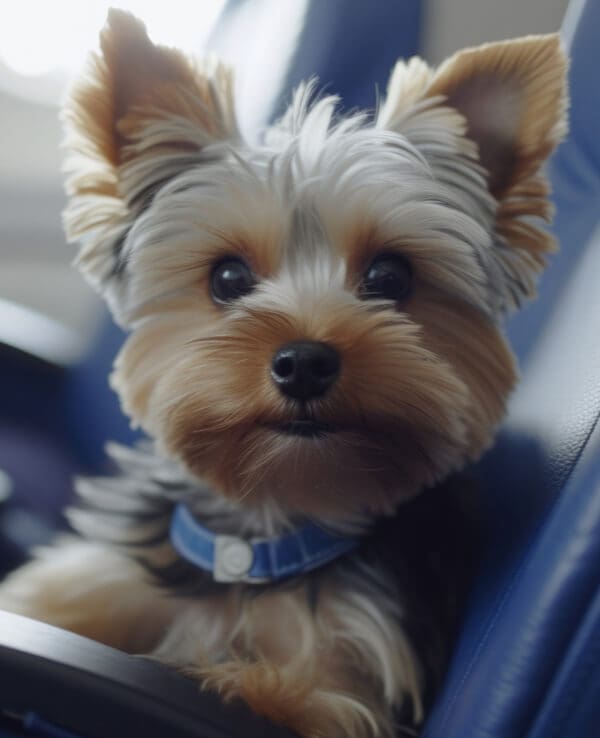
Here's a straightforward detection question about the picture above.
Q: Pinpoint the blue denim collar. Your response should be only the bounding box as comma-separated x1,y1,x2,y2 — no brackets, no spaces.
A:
169,503,359,584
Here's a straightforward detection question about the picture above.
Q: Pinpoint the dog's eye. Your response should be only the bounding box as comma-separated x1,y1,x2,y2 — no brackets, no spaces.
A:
361,254,413,302
210,258,256,303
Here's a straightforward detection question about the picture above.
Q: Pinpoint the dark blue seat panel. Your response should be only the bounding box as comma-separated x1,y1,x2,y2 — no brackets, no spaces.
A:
278,0,420,116
526,457,600,738
421,215,600,737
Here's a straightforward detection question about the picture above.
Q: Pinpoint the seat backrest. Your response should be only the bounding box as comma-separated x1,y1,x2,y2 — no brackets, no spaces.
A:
422,2,600,735
278,0,420,113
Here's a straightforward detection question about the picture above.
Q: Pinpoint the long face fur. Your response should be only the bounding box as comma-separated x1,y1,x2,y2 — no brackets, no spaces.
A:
63,10,567,527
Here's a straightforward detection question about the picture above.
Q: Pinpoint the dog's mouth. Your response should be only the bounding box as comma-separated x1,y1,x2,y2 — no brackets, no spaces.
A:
268,419,337,438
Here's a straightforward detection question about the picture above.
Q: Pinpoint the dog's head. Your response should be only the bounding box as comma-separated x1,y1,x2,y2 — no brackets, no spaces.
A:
63,10,567,522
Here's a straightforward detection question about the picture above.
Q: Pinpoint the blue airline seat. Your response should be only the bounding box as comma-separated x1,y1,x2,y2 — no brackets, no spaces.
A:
422,1,600,735
1,1,599,736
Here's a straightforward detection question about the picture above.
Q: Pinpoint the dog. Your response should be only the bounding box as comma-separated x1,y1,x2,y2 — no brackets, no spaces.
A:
0,9,567,737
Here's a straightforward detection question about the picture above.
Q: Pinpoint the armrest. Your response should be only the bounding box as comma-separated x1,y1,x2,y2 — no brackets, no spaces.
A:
0,611,295,738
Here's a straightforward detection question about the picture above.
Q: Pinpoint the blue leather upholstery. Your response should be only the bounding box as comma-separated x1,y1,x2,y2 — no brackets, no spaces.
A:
279,0,420,114
422,1,600,735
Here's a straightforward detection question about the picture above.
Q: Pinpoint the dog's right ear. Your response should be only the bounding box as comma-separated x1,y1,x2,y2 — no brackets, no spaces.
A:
377,35,567,312
63,9,239,322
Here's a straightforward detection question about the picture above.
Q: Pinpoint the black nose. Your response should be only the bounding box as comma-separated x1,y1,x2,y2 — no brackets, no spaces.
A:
271,341,341,401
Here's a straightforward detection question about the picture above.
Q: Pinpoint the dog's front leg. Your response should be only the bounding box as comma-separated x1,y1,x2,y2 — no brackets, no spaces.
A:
0,539,177,652
152,576,422,738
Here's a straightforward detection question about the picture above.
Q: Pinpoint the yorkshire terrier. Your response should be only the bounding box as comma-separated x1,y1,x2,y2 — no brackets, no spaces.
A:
0,9,567,738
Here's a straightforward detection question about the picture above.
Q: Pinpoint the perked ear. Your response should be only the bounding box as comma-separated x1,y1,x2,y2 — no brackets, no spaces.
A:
378,35,568,310
62,9,239,318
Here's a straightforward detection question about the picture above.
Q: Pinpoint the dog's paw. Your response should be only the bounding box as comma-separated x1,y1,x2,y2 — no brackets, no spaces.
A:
193,660,395,738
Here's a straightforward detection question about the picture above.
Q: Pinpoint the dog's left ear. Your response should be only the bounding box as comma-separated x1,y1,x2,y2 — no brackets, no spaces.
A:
378,35,568,309
63,9,239,321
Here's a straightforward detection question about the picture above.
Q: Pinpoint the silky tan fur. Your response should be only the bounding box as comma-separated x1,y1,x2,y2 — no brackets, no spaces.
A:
0,10,567,738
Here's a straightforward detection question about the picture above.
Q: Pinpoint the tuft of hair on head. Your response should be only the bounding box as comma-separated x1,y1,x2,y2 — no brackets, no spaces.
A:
377,34,569,311
62,8,240,321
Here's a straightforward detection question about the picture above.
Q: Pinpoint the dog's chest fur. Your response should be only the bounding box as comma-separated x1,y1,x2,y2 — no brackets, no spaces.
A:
70,443,475,715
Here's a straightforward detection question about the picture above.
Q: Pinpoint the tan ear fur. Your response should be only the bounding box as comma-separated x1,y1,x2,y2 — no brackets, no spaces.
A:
380,35,567,196
62,9,239,311
427,35,568,196
378,35,568,307
64,8,238,177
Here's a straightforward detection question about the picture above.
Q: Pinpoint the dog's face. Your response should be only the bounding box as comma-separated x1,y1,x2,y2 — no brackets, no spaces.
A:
64,11,567,521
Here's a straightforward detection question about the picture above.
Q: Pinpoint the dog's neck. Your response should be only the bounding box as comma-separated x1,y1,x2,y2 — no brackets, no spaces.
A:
69,442,372,589
169,502,360,584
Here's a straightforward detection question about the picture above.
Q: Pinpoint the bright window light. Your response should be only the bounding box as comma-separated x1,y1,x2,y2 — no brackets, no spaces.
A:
0,0,309,136
212,0,309,140
0,1,225,101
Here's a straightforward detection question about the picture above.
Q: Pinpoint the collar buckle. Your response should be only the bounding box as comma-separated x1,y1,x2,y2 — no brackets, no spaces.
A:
169,503,360,584
213,535,255,582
